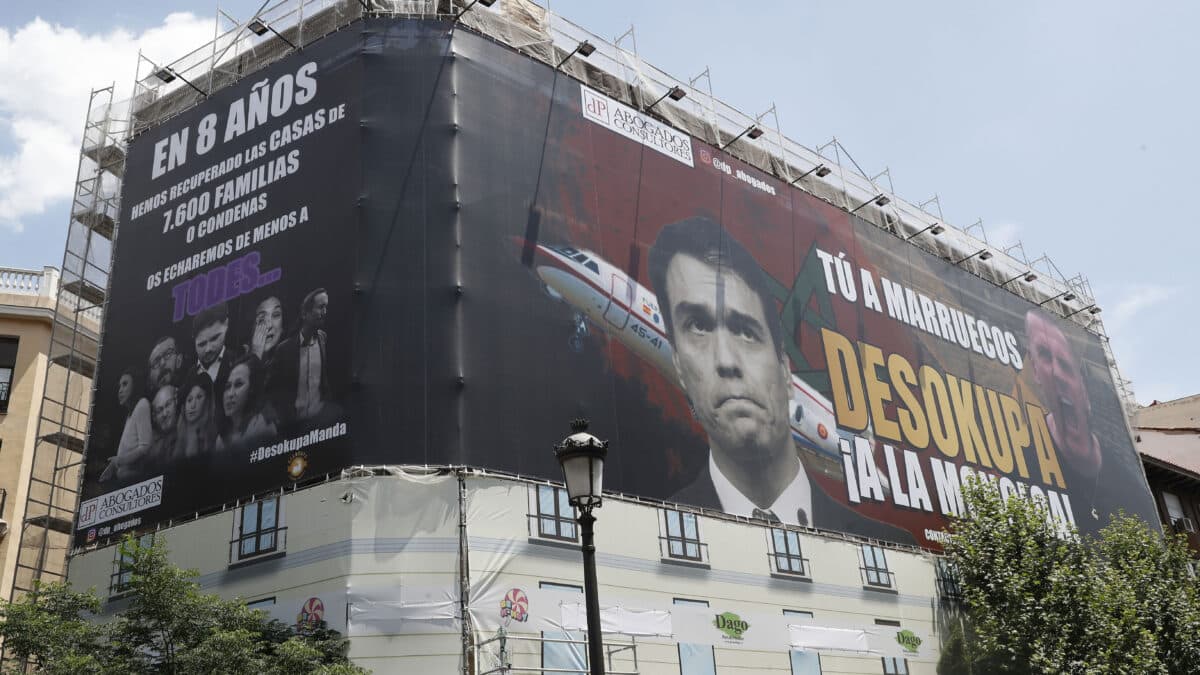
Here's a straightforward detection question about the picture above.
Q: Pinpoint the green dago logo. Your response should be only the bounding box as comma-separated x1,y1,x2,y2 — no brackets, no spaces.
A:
896,629,922,653
713,612,750,640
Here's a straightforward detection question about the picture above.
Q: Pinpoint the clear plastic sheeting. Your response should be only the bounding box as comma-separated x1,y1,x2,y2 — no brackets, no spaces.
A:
347,584,460,635
788,624,871,653
559,602,672,637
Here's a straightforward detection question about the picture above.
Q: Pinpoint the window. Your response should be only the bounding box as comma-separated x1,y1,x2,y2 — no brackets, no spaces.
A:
232,496,285,563
861,544,894,588
246,597,276,610
678,643,716,675
790,650,823,675
109,533,154,598
935,558,964,608
882,656,909,674
874,619,901,627
673,597,717,672
1164,492,1195,532
662,509,706,562
770,528,809,576
0,337,17,414
540,582,584,674
532,485,577,542
784,609,814,618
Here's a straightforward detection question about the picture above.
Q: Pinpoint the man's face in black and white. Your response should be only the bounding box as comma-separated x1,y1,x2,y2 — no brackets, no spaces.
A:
303,292,328,333
664,253,791,463
152,385,178,435
149,338,182,388
194,320,228,369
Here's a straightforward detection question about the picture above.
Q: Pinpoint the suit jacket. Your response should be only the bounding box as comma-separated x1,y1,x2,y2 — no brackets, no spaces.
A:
197,347,236,427
268,328,329,429
673,461,916,545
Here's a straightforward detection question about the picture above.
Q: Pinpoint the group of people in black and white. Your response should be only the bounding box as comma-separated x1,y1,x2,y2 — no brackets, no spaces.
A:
100,288,337,485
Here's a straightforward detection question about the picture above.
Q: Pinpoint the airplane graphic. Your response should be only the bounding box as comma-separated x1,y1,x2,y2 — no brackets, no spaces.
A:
518,238,849,462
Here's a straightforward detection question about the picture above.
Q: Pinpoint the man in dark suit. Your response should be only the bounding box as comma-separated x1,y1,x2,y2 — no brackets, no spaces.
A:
648,216,912,543
193,303,235,424
269,288,331,431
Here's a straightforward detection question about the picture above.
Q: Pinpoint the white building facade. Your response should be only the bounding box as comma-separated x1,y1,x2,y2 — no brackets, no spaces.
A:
68,468,943,674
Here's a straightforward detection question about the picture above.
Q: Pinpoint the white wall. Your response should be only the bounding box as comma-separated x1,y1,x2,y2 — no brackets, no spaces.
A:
68,470,944,674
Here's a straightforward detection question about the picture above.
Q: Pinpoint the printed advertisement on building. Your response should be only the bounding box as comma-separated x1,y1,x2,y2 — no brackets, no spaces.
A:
76,30,360,546
424,27,1158,548
79,22,1157,549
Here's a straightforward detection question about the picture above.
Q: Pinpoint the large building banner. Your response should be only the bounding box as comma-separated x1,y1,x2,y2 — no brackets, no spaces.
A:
78,20,1157,548
77,30,361,545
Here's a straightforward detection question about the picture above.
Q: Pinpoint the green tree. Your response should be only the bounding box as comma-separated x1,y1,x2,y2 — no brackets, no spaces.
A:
0,536,369,674
940,477,1200,674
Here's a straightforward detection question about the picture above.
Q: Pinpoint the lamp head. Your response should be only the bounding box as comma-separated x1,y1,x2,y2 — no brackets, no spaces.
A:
555,419,608,509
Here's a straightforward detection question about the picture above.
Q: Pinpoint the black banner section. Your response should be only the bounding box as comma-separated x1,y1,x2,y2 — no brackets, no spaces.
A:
78,20,1157,548
77,30,361,545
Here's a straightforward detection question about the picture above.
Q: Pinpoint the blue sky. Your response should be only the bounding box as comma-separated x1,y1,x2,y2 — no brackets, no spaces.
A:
0,1,1195,404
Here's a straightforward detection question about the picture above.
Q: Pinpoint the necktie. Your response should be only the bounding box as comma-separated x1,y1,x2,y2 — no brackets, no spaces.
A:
753,507,810,527
752,508,781,523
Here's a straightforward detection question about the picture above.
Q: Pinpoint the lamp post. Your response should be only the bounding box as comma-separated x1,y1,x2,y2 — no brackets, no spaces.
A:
555,419,609,675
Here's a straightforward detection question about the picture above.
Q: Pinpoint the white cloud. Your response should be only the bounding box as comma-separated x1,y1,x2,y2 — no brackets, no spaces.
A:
0,14,214,232
985,221,1021,249
1105,283,1174,333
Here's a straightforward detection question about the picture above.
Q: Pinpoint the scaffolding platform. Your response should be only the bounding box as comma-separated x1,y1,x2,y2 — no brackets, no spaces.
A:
61,279,106,307
23,514,74,536
38,431,86,453
81,142,126,176
49,351,97,379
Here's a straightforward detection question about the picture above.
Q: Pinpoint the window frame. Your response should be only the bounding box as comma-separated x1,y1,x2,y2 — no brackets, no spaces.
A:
1163,491,1195,532
881,656,909,675
246,596,277,611
860,544,896,589
539,581,585,675
677,642,717,675
230,495,286,565
660,509,707,563
109,533,154,599
769,527,811,578
530,485,578,543
0,336,17,414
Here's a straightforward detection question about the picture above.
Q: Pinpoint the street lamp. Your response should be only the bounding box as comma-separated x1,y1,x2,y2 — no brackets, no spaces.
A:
555,419,609,675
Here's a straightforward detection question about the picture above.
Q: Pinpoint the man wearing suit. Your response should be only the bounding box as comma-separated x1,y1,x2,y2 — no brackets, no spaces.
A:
194,303,234,388
270,288,331,431
648,216,911,543
193,303,235,427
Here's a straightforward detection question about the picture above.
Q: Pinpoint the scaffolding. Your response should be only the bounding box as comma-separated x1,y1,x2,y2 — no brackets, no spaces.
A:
474,627,640,675
7,86,125,603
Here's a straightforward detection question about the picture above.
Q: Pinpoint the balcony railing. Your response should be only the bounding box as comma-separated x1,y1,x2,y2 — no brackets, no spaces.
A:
0,266,58,297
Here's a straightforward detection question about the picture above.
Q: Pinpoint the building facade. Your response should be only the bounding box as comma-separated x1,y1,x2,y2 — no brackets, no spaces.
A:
68,468,940,674
53,3,1155,674
0,266,97,602
1136,395,1200,554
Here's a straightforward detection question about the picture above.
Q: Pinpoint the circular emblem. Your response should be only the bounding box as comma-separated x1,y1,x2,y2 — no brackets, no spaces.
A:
287,452,309,481
500,588,529,625
297,596,324,627
817,423,828,439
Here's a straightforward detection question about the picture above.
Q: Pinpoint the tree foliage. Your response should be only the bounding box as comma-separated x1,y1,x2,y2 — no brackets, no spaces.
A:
0,536,369,674
940,477,1200,674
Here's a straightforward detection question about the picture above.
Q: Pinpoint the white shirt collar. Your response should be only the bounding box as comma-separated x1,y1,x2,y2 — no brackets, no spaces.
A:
708,451,813,526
